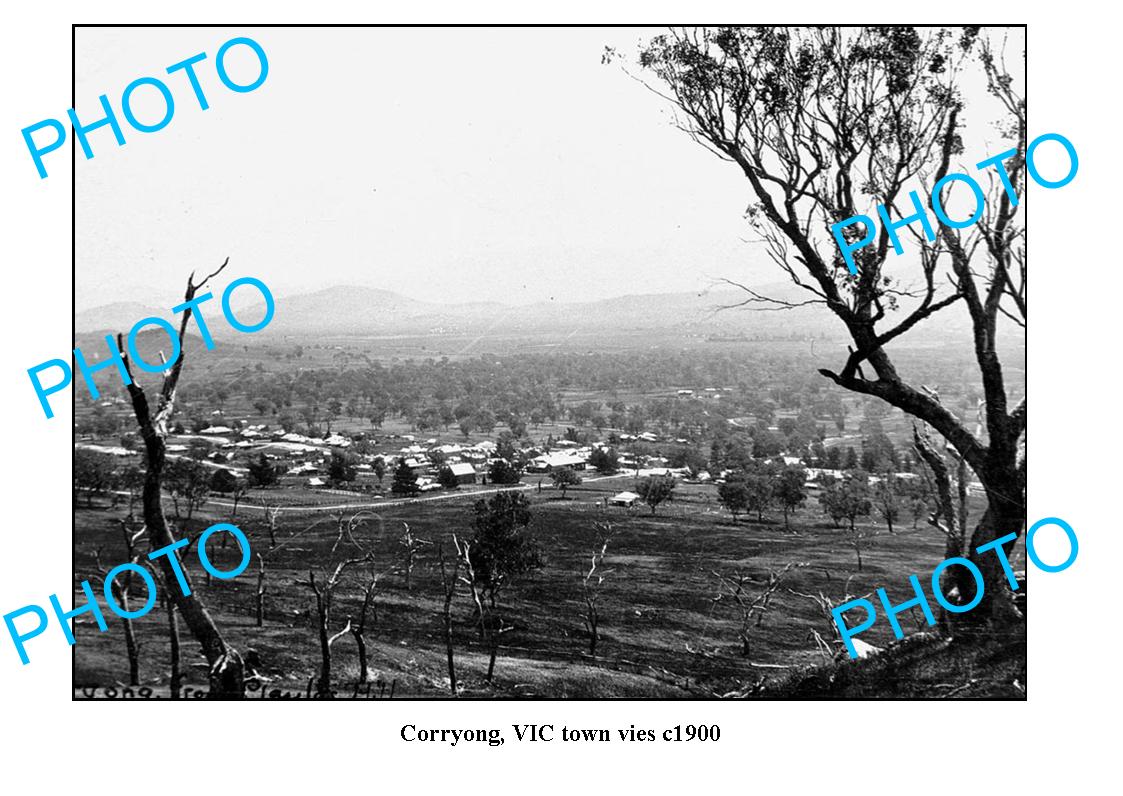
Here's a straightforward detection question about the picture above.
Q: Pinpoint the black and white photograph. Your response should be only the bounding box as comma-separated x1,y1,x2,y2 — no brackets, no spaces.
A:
70,24,1027,700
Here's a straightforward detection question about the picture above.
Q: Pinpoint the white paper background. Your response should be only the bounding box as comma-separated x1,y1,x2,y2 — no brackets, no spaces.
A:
0,2,1113,792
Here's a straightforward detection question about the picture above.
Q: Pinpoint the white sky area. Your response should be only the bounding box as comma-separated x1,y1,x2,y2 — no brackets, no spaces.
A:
74,26,1025,311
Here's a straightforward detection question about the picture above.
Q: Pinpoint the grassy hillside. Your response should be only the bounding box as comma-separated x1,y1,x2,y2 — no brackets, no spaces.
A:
73,476,1026,699
759,630,1026,699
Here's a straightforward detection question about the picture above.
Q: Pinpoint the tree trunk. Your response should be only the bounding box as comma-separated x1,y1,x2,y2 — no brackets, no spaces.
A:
255,554,266,628
142,466,244,697
121,274,246,699
439,543,459,697
166,596,181,700
960,470,1025,630
354,630,368,684
485,595,499,683
443,599,457,695
315,594,332,696
119,590,140,686
486,631,499,683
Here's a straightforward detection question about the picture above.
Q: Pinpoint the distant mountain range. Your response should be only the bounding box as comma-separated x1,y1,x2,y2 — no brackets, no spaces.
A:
76,283,981,342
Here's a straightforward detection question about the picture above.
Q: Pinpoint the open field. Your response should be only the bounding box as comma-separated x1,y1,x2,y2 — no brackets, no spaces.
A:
73,477,1025,699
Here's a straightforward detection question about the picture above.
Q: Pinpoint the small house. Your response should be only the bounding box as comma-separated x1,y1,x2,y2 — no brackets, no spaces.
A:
610,491,640,508
449,462,477,485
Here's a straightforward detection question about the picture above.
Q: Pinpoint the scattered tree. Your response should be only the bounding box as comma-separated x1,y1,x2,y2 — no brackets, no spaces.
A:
873,474,901,534
742,472,774,522
210,468,248,518
164,457,211,521
247,452,279,488
74,449,114,507
467,492,542,681
550,466,582,498
488,459,522,486
774,465,808,530
717,479,749,521
819,473,873,532
327,450,358,485
588,446,620,474
390,458,420,496
636,474,676,515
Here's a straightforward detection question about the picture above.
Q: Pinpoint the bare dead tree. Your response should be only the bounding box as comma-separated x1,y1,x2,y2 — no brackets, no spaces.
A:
457,536,486,644
230,480,249,520
712,562,800,657
790,575,875,661
305,553,372,696
633,27,1027,630
350,579,376,684
849,526,872,573
398,522,431,591
260,497,280,549
92,518,147,685
117,259,245,697
438,538,462,696
347,562,393,684
330,508,384,555
580,524,614,657
255,553,266,628
452,533,504,684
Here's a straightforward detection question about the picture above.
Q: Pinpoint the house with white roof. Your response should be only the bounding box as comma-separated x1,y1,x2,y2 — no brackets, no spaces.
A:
448,462,477,484
610,491,640,507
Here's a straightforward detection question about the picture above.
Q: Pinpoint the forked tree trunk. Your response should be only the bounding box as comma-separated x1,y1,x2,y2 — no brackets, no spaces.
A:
141,456,244,697
915,427,1025,632
119,264,245,699
351,580,376,684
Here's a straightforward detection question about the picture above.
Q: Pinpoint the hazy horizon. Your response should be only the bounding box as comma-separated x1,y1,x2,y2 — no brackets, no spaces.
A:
76,26,1023,312
76,278,754,314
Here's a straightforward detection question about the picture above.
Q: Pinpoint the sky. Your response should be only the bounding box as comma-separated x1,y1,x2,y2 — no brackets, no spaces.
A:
74,26,1025,311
